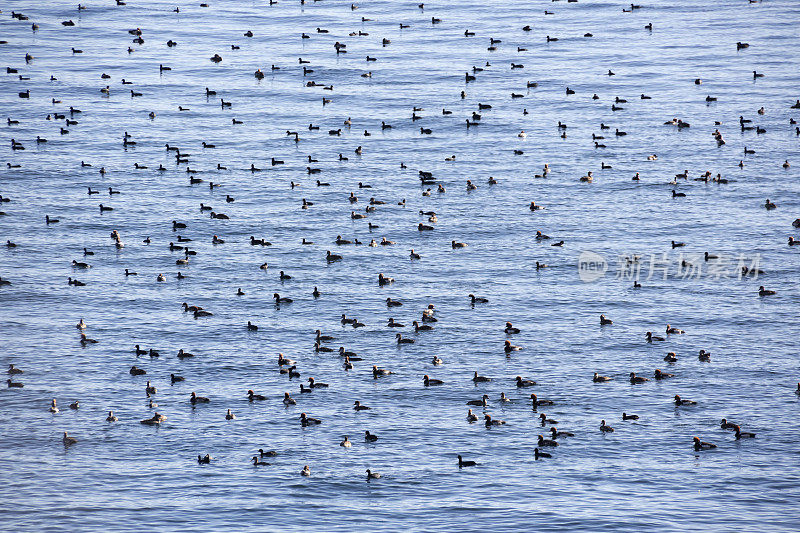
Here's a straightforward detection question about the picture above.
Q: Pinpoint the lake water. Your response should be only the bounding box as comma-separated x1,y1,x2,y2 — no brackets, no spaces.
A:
2,0,800,530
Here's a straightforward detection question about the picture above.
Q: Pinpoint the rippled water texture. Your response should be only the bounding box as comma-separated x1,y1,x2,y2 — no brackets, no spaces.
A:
2,0,800,530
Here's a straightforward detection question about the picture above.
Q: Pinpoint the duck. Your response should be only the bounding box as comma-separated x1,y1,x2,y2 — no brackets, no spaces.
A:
366,469,381,480
467,409,478,422
758,286,776,296
600,314,613,325
600,420,614,432
504,322,520,334
225,409,236,420
424,375,443,386
504,341,522,352
654,369,674,380
693,437,716,451
278,353,296,366
141,412,166,425
106,411,118,422
534,448,551,460
674,394,696,406
396,333,415,344
308,377,328,389
622,412,639,420
365,431,379,442
274,293,293,304
666,324,685,334
698,350,711,362
49,399,59,413
63,432,77,446
629,372,649,384
412,321,432,332
539,413,558,425
458,455,478,468
283,392,296,405
7,364,23,375
537,434,558,447
472,371,491,383
248,389,266,401
300,413,322,426
252,456,270,466
176,349,194,359
353,401,370,411
340,436,352,448
516,376,536,388
190,392,210,404
593,372,612,383
720,418,737,430
467,394,489,407
484,415,506,427
469,294,488,304
372,365,394,378
170,374,184,384
646,331,665,342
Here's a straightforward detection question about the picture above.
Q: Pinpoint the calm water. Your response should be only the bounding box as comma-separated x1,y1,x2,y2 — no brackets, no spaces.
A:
2,0,800,530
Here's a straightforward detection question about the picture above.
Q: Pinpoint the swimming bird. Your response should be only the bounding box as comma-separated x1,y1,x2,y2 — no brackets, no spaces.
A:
300,412,321,426
424,375,443,386
467,394,489,407
190,392,210,404
472,372,491,383
485,414,506,427
674,395,696,406
248,389,266,401
504,341,522,353
516,376,536,388
654,369,674,380
534,448,551,460
458,455,477,468
373,365,394,378
539,413,558,425
693,437,716,450
538,434,558,447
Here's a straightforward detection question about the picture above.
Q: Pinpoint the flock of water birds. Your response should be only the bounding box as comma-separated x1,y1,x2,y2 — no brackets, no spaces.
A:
2,0,800,485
